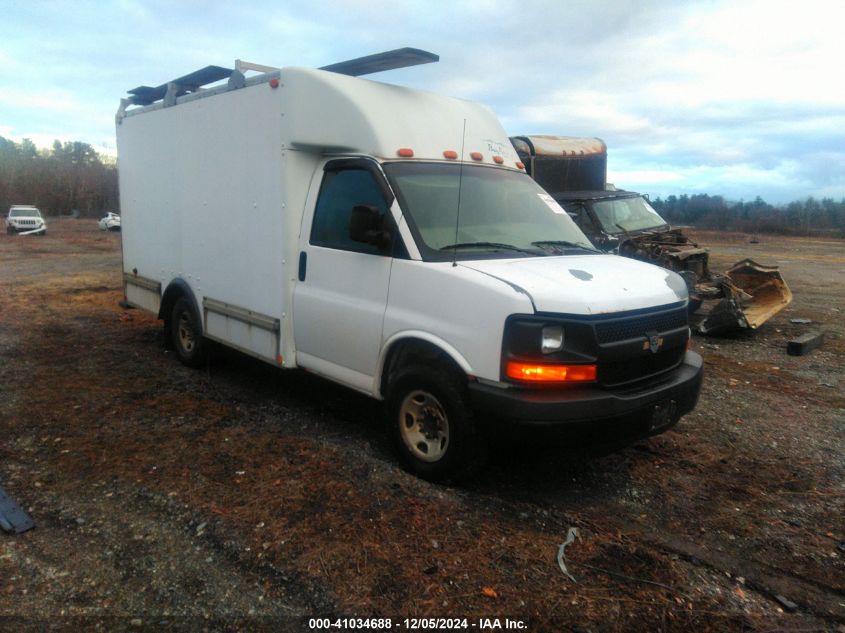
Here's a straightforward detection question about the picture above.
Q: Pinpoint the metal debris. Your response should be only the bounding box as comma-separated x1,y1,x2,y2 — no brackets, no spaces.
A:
557,527,579,583
787,331,825,356
17,226,47,236
774,594,798,612
790,318,812,324
0,485,35,534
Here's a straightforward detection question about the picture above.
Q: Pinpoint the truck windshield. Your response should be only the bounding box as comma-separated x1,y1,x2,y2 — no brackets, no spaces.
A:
593,196,667,234
10,208,41,218
383,162,595,260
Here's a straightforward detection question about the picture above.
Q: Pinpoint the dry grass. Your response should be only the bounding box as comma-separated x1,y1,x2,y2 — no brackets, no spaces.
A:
1,220,842,631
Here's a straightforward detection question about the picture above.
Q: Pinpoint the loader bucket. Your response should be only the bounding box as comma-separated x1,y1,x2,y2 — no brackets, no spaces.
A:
699,259,792,334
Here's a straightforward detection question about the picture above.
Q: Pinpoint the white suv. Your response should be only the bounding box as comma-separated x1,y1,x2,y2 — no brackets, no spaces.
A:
5,206,47,235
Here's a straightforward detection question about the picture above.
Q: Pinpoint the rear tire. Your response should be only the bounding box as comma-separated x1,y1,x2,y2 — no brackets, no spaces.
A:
169,296,207,368
385,363,483,482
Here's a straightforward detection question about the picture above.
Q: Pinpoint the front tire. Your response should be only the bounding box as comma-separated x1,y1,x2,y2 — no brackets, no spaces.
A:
385,364,483,481
169,297,207,368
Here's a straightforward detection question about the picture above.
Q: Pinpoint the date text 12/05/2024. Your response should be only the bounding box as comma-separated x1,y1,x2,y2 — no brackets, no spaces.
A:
308,618,528,630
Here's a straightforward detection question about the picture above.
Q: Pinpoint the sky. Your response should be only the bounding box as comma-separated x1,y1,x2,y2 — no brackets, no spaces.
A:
1,0,843,204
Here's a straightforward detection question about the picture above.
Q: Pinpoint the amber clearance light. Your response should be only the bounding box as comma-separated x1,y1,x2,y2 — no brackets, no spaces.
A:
506,362,597,383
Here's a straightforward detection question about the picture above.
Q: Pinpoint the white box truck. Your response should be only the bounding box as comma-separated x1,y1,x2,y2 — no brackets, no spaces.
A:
116,51,703,480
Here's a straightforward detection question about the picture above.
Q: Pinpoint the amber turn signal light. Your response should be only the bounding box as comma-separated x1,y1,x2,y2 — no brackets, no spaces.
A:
506,362,597,383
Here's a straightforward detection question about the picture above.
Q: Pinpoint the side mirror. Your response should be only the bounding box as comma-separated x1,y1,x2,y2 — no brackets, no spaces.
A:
350,205,391,250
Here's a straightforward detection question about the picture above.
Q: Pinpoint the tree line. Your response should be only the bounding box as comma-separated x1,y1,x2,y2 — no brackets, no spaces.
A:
2,134,844,236
651,193,845,237
0,136,118,218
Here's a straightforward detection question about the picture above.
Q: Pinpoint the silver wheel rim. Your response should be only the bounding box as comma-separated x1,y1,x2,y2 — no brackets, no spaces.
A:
177,312,195,353
399,389,450,463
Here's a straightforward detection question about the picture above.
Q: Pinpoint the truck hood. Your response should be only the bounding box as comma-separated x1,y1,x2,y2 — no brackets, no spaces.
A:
460,254,688,315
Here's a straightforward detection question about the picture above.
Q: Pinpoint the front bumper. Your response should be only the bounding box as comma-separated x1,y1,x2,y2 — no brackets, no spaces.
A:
8,224,46,235
469,350,703,428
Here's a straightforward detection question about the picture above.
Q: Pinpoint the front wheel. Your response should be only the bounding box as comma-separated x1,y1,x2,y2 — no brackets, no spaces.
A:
385,364,483,481
169,296,207,368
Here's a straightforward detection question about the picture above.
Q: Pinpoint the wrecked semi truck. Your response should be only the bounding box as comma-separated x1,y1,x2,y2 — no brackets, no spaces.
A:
510,135,792,334
116,50,702,480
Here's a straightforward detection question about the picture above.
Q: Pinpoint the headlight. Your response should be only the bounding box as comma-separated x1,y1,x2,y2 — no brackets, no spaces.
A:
541,325,564,353
502,316,598,383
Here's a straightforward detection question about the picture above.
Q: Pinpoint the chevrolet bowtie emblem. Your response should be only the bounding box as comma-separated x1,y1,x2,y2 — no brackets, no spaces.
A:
643,330,663,354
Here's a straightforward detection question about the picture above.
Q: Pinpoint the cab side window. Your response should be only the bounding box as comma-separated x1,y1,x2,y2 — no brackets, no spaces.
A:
311,168,390,255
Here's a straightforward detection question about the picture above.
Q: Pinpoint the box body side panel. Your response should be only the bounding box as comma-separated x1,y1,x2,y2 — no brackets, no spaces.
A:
117,81,292,363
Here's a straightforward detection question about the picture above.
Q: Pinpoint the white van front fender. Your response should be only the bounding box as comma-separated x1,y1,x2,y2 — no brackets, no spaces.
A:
374,331,474,399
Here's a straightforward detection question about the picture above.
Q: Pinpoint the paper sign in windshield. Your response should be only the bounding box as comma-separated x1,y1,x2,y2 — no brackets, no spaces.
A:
538,193,567,215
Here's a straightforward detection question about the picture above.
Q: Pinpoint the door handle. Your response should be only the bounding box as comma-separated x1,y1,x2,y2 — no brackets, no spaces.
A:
298,251,307,281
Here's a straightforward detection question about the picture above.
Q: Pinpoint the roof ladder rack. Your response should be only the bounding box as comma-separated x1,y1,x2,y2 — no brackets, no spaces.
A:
127,65,234,106
320,47,438,76
235,59,281,74
122,48,439,110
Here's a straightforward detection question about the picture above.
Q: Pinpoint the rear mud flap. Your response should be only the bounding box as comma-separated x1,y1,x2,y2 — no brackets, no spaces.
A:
698,259,792,334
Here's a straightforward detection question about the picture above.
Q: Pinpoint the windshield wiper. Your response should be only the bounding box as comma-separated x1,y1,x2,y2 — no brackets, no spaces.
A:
531,240,599,253
439,241,540,255
614,223,666,236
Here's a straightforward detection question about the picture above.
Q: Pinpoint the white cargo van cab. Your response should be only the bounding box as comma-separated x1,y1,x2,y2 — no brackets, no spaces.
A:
116,56,703,480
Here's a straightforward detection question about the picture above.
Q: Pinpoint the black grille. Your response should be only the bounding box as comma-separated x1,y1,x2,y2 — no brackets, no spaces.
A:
600,347,685,386
594,308,688,344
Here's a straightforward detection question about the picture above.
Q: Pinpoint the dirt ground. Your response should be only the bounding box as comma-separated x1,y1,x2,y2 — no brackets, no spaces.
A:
1,219,842,632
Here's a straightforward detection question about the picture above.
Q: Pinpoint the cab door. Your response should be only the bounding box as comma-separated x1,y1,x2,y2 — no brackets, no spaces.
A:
292,158,398,393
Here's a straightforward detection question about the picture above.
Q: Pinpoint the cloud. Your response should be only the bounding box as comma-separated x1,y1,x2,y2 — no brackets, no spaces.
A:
615,159,821,203
609,169,684,185
514,90,662,139
0,0,842,202
0,88,79,112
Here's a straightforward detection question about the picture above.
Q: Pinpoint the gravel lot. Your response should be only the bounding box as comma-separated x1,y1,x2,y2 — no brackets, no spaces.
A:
1,220,842,632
